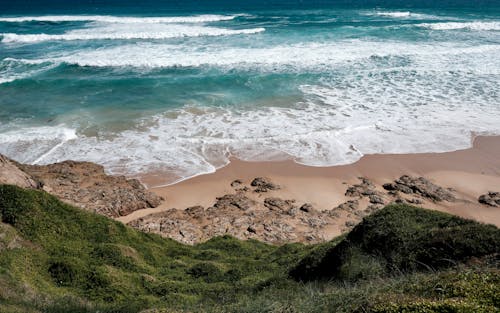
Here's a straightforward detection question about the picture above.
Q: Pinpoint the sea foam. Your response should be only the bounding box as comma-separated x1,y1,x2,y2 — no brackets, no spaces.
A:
0,14,242,23
1,49,499,185
0,26,265,43
418,21,500,31
1,9,499,185
363,11,440,19
8,41,499,73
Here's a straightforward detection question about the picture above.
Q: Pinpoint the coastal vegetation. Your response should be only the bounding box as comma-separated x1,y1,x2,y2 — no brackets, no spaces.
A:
0,184,498,313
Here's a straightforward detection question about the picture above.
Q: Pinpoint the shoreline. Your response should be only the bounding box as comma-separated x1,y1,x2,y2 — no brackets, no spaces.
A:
118,135,500,230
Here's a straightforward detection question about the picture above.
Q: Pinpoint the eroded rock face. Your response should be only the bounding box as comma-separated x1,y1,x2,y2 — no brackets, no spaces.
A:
383,175,455,202
0,155,39,189
18,161,163,218
478,192,500,207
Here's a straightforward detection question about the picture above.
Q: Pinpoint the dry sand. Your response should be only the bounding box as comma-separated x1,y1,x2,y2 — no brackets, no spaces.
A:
118,136,500,227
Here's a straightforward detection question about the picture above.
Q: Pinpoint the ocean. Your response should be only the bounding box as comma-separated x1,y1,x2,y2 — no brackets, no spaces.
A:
1,0,499,185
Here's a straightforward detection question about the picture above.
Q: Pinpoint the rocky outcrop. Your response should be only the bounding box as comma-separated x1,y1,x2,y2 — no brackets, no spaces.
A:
251,177,280,192
333,200,359,212
129,179,339,245
214,193,255,211
478,192,500,207
345,177,377,197
0,155,38,189
264,197,296,214
17,160,163,218
344,177,388,206
383,175,455,202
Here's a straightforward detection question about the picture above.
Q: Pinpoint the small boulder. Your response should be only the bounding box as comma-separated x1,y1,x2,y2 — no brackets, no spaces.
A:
299,203,314,213
214,194,255,211
185,206,205,218
264,197,296,214
230,179,243,187
247,225,257,234
383,175,455,202
369,194,385,205
251,177,280,192
478,192,500,207
333,200,359,212
345,177,376,197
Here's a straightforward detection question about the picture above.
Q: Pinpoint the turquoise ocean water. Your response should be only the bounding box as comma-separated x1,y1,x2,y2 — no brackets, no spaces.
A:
1,1,499,185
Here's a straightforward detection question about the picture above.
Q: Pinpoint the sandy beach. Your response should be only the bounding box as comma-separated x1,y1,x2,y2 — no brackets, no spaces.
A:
118,136,500,234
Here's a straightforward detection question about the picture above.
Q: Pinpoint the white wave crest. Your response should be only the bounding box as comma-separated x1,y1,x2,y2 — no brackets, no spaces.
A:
375,11,412,17
1,37,499,184
0,25,265,43
363,11,439,19
0,126,77,164
8,41,499,74
0,59,57,84
0,14,241,24
418,21,500,31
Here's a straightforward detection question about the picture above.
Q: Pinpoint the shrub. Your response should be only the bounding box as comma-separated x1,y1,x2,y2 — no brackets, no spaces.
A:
186,262,225,283
290,205,500,282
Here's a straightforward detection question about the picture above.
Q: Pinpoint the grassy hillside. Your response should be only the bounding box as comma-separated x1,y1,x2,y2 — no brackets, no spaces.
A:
0,184,498,313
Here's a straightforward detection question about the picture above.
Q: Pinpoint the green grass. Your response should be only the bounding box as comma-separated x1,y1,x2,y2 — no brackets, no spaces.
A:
0,184,498,313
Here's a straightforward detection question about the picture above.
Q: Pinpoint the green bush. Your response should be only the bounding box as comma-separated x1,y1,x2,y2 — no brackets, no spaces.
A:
48,257,87,287
186,262,225,283
91,244,139,271
290,205,500,282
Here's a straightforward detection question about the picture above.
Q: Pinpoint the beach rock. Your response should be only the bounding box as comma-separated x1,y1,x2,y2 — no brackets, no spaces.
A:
300,203,314,213
301,216,327,228
230,179,243,188
236,186,251,193
0,154,39,189
214,193,255,211
262,221,297,242
247,225,257,234
185,206,205,219
130,192,339,245
383,175,455,202
478,192,500,207
251,177,280,192
328,210,341,218
345,177,376,197
264,197,296,214
369,194,385,205
334,200,359,212
407,198,423,205
18,160,163,218
383,182,413,194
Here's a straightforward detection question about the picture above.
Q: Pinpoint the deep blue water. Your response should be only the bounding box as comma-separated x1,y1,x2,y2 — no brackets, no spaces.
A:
0,1,499,185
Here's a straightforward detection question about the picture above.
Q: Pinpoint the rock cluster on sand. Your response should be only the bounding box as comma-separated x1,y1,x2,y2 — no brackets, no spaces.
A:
0,154,163,218
383,175,455,202
130,175,464,245
251,177,280,192
129,178,335,245
478,192,500,207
